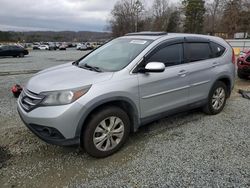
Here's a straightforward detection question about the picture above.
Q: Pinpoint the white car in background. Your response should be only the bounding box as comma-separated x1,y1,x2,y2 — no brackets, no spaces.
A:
76,43,88,51
38,45,49,50
76,43,82,50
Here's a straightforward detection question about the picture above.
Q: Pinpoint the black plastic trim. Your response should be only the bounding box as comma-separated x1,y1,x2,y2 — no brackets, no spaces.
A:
140,99,207,126
75,96,140,137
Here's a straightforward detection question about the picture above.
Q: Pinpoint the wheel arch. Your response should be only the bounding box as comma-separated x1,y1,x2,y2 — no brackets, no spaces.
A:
215,76,232,97
75,97,140,140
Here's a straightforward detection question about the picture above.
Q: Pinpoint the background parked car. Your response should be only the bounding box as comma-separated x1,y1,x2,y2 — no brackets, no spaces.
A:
48,43,57,50
80,43,88,51
38,45,49,50
76,43,82,50
237,52,250,79
32,43,40,50
0,45,29,58
59,44,67,50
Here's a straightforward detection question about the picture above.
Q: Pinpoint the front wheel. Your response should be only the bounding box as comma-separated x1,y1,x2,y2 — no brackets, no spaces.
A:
203,81,227,115
82,106,130,158
237,70,248,79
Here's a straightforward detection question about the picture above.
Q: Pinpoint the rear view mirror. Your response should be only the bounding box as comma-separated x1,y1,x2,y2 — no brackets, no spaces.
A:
140,62,165,73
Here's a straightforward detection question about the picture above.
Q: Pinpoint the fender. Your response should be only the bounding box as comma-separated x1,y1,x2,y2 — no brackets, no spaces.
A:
75,96,140,138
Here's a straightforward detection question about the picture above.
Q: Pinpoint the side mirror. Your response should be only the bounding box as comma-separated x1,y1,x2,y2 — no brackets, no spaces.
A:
139,62,165,73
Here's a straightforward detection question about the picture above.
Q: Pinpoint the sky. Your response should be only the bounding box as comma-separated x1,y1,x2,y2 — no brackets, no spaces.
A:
0,0,178,32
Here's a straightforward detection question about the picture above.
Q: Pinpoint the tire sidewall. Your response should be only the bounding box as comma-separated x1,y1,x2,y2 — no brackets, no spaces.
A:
207,82,227,115
82,106,130,158
19,53,24,58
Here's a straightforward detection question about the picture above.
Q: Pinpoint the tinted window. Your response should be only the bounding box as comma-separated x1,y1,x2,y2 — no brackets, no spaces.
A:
187,43,211,62
147,43,183,67
210,42,226,57
1,46,9,50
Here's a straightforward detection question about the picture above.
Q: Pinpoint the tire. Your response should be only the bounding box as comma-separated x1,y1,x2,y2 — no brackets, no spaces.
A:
237,70,248,79
203,81,227,115
19,53,24,58
82,106,130,158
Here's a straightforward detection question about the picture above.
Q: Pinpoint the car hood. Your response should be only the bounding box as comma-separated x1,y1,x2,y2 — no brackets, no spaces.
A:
26,62,114,94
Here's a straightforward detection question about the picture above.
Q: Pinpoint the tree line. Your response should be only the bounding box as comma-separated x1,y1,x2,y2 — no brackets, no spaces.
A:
108,0,250,38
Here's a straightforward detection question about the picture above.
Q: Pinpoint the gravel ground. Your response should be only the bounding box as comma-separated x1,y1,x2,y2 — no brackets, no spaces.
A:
0,51,250,187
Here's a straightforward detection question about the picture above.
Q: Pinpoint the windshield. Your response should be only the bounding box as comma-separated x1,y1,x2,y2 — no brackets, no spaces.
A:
78,38,152,72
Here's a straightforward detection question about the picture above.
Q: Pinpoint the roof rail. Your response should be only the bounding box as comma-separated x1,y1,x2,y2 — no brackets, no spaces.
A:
125,31,168,36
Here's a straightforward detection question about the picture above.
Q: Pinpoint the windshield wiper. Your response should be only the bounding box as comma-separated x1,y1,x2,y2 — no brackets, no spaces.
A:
80,64,103,72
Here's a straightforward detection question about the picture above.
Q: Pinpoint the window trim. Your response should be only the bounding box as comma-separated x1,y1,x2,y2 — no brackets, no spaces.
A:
132,38,185,73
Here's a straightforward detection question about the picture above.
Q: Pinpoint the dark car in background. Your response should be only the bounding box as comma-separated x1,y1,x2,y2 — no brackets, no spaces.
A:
0,45,29,58
237,51,250,79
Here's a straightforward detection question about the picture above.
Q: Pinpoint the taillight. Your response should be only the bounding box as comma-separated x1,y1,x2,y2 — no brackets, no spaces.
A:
232,48,236,64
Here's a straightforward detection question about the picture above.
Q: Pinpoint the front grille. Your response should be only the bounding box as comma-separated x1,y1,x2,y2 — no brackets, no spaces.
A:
20,89,45,112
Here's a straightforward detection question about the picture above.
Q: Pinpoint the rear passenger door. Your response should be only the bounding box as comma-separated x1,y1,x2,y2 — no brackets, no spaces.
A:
138,39,190,119
184,37,217,103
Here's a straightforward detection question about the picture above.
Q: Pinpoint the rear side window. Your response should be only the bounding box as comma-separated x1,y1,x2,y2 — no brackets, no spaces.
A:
210,42,226,57
187,43,211,62
146,43,183,67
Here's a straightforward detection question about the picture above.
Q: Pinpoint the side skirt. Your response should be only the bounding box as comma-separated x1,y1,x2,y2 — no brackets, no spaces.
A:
139,99,207,127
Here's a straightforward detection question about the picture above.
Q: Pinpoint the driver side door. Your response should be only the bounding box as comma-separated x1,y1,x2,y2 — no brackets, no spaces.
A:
137,39,190,120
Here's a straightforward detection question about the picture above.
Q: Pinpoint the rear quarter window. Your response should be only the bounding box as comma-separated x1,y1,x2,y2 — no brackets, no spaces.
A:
210,42,226,58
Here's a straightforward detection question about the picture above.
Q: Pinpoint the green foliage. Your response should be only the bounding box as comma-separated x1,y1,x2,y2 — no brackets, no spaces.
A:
167,10,181,32
182,0,205,33
0,31,13,42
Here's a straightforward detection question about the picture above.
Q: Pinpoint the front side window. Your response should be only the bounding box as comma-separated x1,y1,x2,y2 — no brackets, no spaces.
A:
78,38,152,72
146,43,183,67
187,43,211,62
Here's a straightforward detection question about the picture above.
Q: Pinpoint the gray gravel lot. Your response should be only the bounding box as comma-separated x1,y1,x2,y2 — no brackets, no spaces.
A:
0,50,250,187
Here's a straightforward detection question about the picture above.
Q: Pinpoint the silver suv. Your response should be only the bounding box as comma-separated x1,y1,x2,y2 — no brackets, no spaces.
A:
18,32,235,157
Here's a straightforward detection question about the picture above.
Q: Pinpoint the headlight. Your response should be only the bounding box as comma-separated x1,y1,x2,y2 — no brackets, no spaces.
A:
41,85,91,106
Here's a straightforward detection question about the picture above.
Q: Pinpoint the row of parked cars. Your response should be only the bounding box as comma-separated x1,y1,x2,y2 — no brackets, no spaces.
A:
76,42,100,51
33,42,67,50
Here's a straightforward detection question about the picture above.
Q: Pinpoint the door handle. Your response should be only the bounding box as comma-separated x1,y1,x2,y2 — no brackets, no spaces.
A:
178,70,188,77
212,62,219,67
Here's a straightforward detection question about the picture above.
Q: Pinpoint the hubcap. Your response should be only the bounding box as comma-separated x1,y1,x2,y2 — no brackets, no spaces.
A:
93,116,125,151
212,87,225,110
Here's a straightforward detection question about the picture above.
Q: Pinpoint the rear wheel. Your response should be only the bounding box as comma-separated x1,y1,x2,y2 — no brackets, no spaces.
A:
203,81,227,115
82,106,130,158
19,53,24,58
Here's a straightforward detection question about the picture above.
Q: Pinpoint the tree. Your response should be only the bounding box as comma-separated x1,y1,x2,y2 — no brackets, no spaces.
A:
167,9,181,32
0,31,13,42
109,0,144,37
152,0,170,31
206,0,223,35
182,0,206,33
221,0,241,38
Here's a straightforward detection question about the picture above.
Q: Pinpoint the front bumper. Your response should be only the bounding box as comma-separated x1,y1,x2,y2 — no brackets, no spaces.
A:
17,97,86,146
